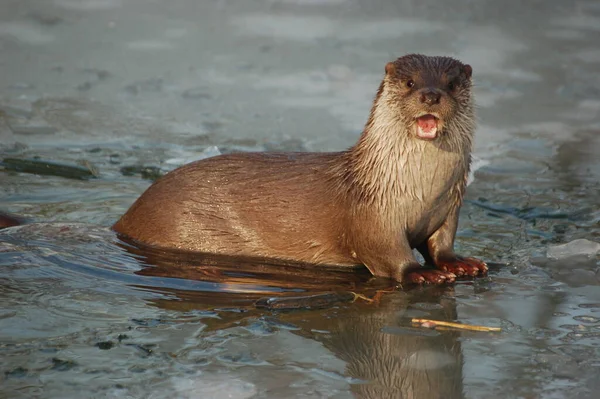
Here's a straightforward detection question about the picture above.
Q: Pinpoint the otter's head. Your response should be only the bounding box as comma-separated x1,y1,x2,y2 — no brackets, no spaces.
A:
380,54,473,141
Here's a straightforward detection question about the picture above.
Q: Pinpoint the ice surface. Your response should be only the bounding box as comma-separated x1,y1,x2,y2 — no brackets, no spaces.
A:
164,145,221,166
169,375,257,399
467,155,489,185
547,239,600,260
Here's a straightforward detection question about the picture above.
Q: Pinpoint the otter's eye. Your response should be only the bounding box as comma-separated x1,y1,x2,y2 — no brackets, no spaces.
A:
448,81,455,91
406,79,415,88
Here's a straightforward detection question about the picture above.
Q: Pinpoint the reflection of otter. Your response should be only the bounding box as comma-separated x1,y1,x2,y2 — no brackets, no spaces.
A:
114,54,487,284
0,220,463,397
292,293,463,399
126,239,393,310
132,245,463,399
145,285,462,397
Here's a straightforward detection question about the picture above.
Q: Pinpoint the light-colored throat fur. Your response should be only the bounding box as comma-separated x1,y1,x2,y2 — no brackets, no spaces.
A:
342,89,474,212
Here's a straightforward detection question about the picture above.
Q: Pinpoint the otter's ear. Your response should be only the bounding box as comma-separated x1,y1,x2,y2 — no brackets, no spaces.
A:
463,64,473,79
385,62,396,76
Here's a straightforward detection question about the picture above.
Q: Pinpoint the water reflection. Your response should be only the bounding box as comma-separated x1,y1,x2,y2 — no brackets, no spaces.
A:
2,0,600,396
120,237,385,304
1,224,468,397
125,241,466,398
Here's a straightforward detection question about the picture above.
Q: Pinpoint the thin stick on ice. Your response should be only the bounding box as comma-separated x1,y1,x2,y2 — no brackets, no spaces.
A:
412,318,501,332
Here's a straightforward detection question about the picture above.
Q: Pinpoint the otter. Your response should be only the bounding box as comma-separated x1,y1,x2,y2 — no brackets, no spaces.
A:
0,212,23,229
113,54,488,284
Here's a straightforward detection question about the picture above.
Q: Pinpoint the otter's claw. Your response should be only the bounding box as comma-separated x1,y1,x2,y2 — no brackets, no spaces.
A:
436,257,488,277
405,269,456,285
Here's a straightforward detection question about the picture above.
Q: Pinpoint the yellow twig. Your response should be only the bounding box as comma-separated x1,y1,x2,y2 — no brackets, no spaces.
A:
411,318,501,332
350,292,374,303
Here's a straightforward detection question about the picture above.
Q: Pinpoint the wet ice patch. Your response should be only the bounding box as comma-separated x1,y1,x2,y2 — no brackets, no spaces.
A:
341,19,444,39
575,49,600,64
164,28,188,39
249,67,378,132
54,0,123,10
164,146,221,166
0,22,54,45
577,100,600,118
545,29,585,40
275,0,348,4
547,239,600,260
126,40,174,50
561,100,600,123
552,15,600,32
531,239,600,288
233,14,444,41
254,72,333,94
467,155,489,186
578,99,600,111
512,121,572,143
0,116,17,152
457,27,542,81
168,375,257,399
475,86,522,108
232,14,334,41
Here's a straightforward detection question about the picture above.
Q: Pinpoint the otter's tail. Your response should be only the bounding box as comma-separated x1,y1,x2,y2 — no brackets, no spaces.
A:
0,212,23,229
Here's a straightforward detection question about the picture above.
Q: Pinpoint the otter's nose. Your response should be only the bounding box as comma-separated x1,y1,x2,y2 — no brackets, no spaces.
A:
420,90,441,106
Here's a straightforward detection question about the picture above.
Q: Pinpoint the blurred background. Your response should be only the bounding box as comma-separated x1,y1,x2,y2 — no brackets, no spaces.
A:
1,0,599,223
1,1,599,398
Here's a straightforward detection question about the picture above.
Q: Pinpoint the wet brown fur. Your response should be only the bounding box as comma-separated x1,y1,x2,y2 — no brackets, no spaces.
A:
113,54,476,282
0,212,24,229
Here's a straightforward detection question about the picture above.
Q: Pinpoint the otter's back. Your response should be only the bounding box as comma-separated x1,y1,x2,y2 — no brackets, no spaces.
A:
113,152,355,265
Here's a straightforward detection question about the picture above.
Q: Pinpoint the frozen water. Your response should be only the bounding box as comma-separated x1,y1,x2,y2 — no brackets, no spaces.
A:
164,145,221,166
1,1,600,398
0,22,55,45
168,375,257,399
547,239,600,260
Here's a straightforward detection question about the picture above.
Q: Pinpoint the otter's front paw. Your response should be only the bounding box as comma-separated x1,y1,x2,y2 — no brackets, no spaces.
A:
436,256,487,277
405,269,456,285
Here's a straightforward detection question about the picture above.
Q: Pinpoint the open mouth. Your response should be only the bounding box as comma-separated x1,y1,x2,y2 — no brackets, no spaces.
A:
415,114,439,140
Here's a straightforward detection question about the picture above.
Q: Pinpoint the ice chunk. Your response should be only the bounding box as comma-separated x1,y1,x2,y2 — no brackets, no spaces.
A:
467,155,489,186
547,239,600,260
0,22,54,45
164,145,221,166
170,375,256,399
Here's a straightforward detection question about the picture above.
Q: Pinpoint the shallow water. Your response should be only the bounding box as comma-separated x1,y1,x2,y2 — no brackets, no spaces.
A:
1,0,599,398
